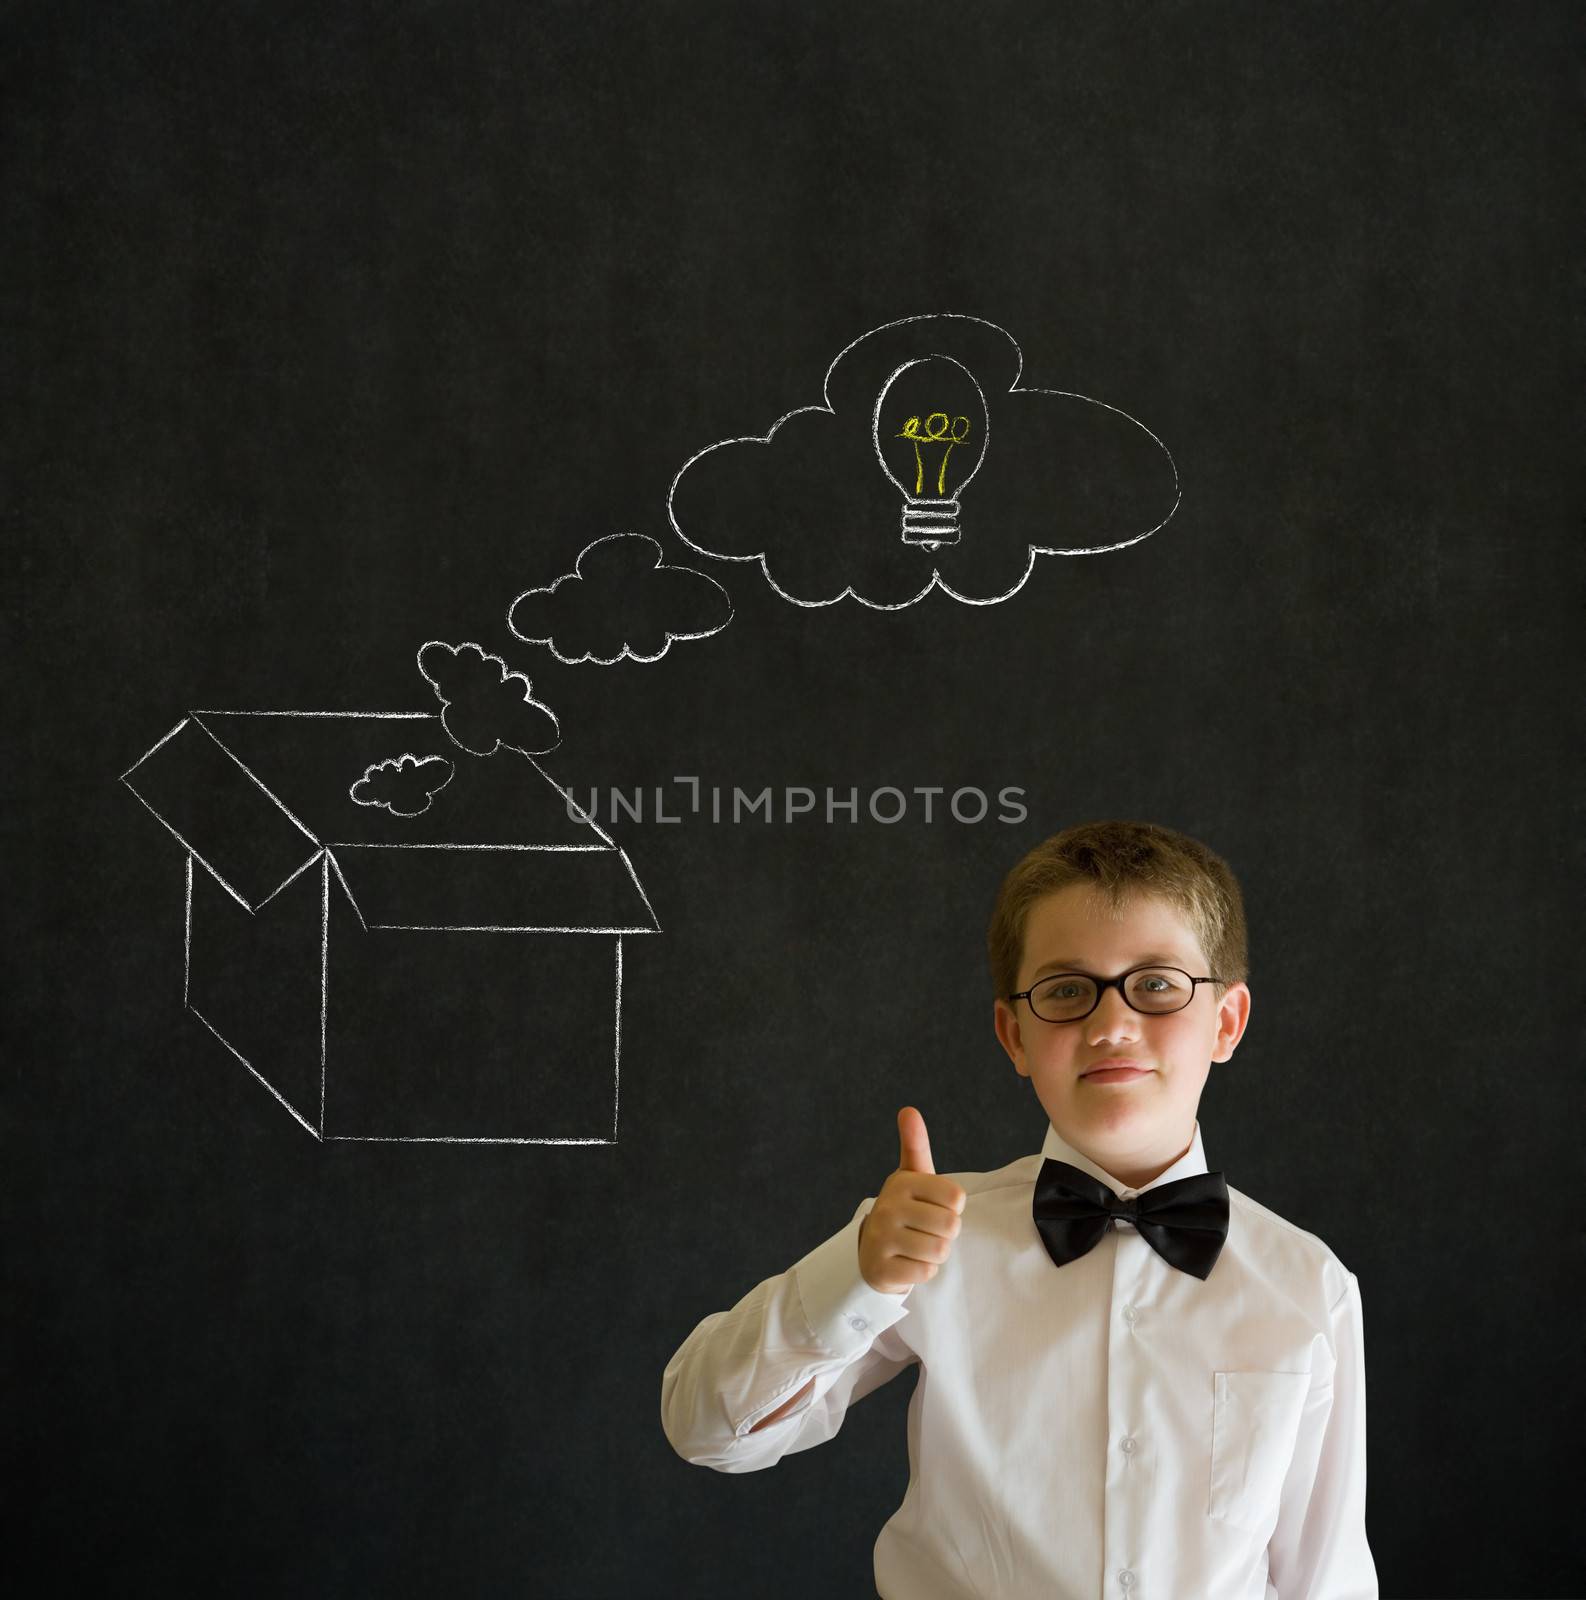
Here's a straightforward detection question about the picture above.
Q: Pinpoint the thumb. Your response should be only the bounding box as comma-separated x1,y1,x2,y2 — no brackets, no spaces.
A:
897,1105,936,1175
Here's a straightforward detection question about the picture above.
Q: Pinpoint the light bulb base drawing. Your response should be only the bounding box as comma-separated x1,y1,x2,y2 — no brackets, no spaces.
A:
901,497,962,549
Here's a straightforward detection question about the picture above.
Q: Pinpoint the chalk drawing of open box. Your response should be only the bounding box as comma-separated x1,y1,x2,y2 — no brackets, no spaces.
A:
122,710,658,1144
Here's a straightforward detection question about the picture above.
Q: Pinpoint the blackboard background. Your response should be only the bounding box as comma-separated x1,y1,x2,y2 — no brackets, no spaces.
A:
8,2,1582,1595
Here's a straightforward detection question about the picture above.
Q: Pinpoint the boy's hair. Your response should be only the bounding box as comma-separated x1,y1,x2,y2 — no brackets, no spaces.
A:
987,820,1249,1003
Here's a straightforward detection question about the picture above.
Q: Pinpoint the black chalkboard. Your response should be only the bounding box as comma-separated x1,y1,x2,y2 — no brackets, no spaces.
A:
9,3,1581,1594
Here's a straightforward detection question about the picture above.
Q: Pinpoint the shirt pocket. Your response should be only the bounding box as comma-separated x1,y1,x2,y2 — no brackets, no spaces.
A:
1208,1370,1312,1536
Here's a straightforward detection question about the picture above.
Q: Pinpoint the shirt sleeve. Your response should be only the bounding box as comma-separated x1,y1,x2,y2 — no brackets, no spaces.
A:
1266,1269,1379,1598
660,1196,920,1473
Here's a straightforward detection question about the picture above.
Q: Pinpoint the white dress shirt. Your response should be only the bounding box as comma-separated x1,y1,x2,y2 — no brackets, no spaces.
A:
661,1119,1376,1600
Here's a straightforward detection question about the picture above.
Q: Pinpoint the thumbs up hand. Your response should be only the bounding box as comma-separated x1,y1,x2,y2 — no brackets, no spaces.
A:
857,1106,968,1295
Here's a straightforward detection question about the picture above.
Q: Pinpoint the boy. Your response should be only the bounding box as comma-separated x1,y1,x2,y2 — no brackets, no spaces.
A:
661,821,1376,1598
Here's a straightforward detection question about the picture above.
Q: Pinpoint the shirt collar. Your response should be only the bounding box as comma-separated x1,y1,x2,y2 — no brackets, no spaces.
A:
1038,1118,1208,1197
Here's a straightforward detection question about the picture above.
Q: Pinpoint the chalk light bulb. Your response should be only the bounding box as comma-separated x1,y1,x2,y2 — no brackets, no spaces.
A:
871,354,989,549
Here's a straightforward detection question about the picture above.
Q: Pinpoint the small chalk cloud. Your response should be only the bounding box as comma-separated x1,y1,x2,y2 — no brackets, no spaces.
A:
667,313,1181,609
350,753,455,818
506,532,732,664
417,640,561,758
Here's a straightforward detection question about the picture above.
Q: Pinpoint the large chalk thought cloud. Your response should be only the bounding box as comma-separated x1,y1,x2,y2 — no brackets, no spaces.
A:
417,640,561,757
507,532,732,664
668,313,1180,609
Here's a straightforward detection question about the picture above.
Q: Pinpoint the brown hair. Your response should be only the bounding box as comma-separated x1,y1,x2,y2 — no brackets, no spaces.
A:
987,820,1249,1002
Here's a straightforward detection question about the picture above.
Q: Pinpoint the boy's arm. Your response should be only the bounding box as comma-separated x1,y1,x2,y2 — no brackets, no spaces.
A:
660,1197,919,1473
1266,1270,1379,1599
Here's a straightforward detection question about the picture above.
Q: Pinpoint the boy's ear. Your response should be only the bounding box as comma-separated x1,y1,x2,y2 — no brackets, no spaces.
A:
1211,983,1252,1061
993,998,1027,1073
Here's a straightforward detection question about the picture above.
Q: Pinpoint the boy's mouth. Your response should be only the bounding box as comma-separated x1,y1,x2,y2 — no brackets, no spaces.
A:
1081,1060,1151,1082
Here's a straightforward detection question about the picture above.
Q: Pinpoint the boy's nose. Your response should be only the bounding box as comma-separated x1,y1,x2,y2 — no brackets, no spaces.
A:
1089,990,1143,1034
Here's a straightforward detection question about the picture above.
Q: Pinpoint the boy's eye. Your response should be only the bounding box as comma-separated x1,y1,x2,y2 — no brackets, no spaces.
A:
1026,967,1195,1022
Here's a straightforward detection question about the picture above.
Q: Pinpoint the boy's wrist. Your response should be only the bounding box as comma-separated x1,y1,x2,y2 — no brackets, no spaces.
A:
791,1203,914,1356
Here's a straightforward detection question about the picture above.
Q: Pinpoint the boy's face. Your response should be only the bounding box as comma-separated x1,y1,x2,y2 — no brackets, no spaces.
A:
993,884,1251,1185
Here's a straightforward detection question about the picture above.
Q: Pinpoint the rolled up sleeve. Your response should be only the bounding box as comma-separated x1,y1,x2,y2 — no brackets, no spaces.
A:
660,1197,918,1472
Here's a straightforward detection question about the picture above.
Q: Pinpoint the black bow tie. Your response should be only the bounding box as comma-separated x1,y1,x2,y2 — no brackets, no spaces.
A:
1033,1159,1230,1281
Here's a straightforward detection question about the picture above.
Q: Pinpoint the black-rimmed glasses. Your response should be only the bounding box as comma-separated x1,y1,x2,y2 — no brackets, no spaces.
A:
1008,966,1227,1024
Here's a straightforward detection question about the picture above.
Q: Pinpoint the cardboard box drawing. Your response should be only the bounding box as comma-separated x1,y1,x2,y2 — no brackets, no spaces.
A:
122,710,659,1143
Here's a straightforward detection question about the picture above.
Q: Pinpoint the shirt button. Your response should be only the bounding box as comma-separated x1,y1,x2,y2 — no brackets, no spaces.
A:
848,1315,868,1331
1121,1435,1137,1455
1122,1304,1137,1325
1119,1571,1136,1590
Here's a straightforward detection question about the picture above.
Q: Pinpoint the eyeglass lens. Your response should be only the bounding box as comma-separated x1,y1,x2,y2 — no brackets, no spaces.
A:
1028,967,1194,1022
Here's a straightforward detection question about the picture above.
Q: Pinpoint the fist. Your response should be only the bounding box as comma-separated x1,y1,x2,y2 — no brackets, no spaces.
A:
857,1106,967,1295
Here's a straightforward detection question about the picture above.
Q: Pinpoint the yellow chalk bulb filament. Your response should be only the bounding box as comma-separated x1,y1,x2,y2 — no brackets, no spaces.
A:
897,412,974,496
